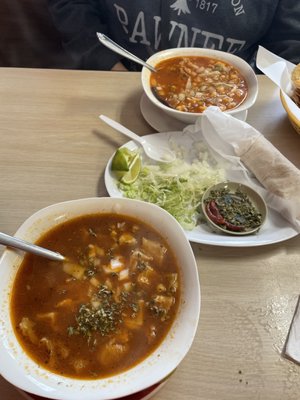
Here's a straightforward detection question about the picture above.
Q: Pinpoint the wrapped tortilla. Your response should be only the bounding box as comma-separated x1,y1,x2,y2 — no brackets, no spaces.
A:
256,46,300,121
238,135,300,201
291,64,300,89
291,64,300,107
198,107,300,231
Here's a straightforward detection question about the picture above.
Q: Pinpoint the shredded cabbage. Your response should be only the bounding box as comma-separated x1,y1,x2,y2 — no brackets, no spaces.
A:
118,147,225,230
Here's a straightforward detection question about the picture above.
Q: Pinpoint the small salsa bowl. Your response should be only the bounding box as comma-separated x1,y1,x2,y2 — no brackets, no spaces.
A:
141,47,258,124
0,197,200,400
201,182,267,236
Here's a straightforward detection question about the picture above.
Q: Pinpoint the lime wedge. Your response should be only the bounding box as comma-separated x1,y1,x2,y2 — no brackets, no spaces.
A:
111,148,137,172
120,155,141,184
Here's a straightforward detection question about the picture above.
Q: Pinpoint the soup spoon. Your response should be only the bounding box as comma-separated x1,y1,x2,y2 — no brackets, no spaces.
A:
99,115,176,163
0,232,65,262
96,33,157,73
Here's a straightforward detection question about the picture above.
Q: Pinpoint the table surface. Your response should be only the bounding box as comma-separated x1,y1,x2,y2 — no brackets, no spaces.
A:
0,68,300,400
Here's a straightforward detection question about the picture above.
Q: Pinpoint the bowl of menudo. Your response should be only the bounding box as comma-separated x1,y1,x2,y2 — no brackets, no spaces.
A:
142,47,258,124
0,197,200,400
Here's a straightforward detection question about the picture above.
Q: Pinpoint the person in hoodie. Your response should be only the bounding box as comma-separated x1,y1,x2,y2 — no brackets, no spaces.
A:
48,0,300,71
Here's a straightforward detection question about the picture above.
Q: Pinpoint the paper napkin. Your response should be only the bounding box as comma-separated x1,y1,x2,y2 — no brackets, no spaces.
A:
285,296,300,363
187,107,300,232
256,46,300,121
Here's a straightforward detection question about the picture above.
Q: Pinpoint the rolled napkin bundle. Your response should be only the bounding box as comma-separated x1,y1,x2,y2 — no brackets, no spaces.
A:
196,107,300,232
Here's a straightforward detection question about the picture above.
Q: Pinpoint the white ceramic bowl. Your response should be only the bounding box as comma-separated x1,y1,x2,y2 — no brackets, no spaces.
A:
141,47,258,124
0,197,200,400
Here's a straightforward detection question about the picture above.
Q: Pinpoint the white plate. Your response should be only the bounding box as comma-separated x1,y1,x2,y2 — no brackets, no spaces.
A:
140,94,248,132
104,131,298,247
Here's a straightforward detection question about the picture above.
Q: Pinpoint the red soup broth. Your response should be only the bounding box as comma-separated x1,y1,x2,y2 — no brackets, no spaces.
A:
10,213,181,379
150,55,248,113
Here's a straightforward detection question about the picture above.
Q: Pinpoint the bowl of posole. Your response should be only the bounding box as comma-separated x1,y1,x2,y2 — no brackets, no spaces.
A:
0,197,200,400
141,47,258,124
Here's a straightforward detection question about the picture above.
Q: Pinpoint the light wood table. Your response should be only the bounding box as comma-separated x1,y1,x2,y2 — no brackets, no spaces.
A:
0,68,300,400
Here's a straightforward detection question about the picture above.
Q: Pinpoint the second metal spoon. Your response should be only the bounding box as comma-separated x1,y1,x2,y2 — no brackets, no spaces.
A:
99,115,176,163
0,232,65,261
96,33,157,73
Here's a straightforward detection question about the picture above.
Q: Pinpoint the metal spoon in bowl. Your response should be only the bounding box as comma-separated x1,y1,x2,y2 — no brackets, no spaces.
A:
96,33,157,73
0,232,65,261
99,115,176,163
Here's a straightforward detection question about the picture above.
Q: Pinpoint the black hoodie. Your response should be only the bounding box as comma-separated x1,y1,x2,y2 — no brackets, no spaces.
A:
48,0,300,70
